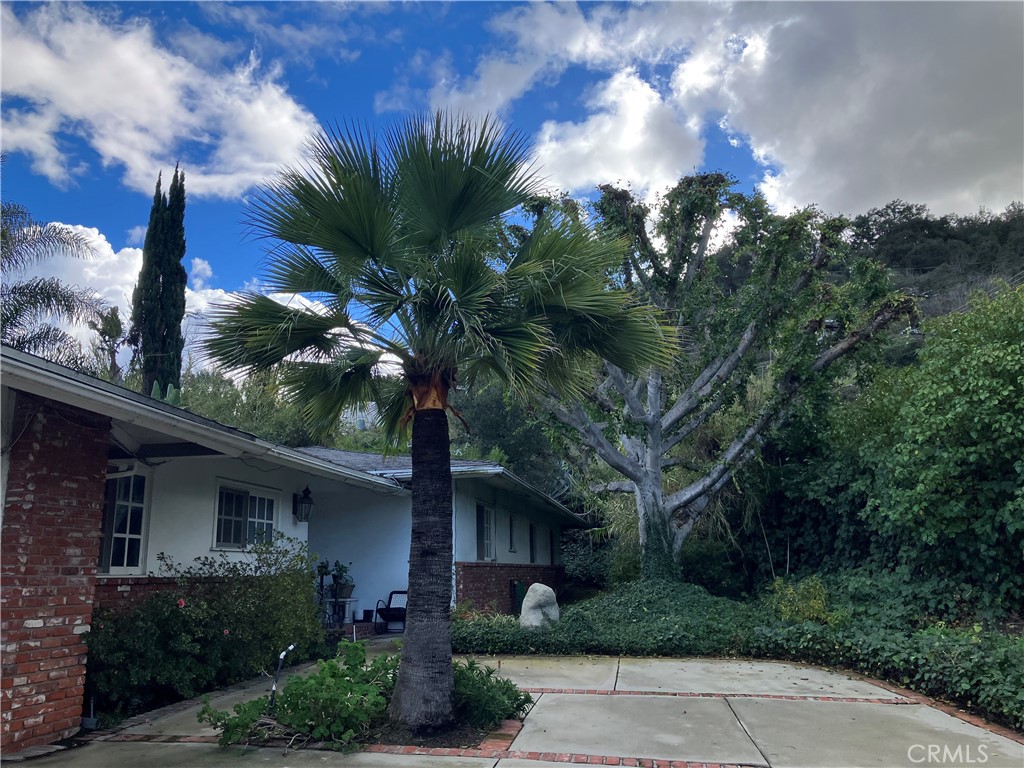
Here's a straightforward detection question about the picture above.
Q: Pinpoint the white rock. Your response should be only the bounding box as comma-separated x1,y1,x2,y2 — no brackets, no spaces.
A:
519,583,560,629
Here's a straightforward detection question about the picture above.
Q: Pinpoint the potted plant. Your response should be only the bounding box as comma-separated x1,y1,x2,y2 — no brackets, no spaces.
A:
316,560,330,592
332,560,354,598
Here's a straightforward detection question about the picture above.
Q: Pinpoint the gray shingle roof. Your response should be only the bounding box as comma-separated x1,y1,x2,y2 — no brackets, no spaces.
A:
294,446,494,475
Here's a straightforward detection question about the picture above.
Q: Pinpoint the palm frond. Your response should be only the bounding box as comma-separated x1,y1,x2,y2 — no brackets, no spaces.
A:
1,202,94,273
4,324,87,368
204,293,353,371
245,126,401,271
278,349,386,441
373,376,413,446
1,278,103,332
261,245,353,300
387,112,539,248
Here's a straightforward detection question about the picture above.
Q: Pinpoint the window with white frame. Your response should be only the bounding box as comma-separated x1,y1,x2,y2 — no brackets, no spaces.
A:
216,484,277,549
100,466,148,574
507,512,517,552
529,523,537,564
476,502,495,561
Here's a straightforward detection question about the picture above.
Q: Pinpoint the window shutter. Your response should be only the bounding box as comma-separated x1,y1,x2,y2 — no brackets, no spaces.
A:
476,504,486,560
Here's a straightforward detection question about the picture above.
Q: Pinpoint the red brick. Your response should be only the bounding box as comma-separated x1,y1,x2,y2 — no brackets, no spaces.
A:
1,396,109,755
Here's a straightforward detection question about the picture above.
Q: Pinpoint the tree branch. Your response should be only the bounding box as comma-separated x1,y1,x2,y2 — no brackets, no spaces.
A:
660,456,703,472
662,234,835,434
604,363,651,425
589,481,636,494
663,295,914,517
542,394,642,484
663,387,732,454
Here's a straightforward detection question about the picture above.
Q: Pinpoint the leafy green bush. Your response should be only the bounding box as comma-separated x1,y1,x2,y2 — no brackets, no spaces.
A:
748,619,1024,730
678,537,750,598
199,642,532,748
87,533,324,716
199,641,399,747
453,580,757,657
767,575,847,626
453,658,533,728
742,285,1024,613
560,529,612,590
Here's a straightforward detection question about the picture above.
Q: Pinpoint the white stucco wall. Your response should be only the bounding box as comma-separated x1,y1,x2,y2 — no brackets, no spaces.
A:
453,477,560,566
141,456,314,572
307,485,411,619
128,456,562,615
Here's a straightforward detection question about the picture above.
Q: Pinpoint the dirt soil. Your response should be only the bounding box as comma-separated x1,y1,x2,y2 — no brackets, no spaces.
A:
368,721,491,749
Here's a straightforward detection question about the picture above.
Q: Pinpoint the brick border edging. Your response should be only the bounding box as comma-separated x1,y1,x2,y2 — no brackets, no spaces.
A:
364,744,760,767
840,669,1024,746
520,687,913,704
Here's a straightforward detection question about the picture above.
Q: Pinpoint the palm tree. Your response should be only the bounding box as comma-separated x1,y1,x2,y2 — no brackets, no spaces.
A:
1,199,101,367
204,112,673,730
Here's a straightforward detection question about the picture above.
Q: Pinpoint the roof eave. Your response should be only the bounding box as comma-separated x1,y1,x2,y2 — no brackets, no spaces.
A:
376,465,584,527
0,347,402,494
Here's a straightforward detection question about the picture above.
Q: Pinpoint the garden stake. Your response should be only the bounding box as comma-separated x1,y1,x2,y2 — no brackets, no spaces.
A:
268,643,295,710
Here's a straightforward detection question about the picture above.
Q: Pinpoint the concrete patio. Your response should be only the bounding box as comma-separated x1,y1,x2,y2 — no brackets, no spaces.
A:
5,653,1022,768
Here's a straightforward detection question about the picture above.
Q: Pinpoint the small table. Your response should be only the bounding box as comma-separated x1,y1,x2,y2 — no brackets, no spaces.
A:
325,597,359,625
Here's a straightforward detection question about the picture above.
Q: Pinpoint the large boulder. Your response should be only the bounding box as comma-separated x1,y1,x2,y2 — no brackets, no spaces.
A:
519,583,559,629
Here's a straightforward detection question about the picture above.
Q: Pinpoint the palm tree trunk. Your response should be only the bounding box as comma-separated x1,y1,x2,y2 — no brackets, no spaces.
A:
388,407,455,730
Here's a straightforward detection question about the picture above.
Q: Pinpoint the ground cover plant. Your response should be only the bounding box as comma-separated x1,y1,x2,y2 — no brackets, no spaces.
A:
451,576,1024,731
198,642,532,749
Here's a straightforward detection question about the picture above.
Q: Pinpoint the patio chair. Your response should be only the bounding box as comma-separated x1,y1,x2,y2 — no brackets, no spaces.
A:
374,590,408,634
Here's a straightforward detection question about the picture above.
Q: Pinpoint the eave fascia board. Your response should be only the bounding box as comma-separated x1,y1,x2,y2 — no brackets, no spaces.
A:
1,348,402,494
375,464,583,526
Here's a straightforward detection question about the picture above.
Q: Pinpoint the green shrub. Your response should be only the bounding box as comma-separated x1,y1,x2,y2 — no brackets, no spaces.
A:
767,575,847,626
199,642,531,748
560,529,612,590
453,658,533,728
678,538,750,598
453,580,757,657
199,642,399,748
86,533,323,717
747,619,1024,730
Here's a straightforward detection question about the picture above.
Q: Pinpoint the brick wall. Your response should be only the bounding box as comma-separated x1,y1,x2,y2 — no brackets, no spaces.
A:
1,395,111,753
93,577,181,611
455,562,564,615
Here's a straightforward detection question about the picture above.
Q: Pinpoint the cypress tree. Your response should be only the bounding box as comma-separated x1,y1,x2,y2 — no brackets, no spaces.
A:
131,165,187,396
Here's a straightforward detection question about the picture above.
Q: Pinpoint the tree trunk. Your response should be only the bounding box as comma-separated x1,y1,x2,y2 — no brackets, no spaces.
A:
635,481,676,580
388,407,455,730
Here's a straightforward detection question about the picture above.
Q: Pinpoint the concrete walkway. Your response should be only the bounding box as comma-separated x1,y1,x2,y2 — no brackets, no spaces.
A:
6,653,1023,768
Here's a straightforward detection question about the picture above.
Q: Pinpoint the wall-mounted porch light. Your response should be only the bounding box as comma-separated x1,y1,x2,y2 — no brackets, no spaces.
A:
293,486,314,523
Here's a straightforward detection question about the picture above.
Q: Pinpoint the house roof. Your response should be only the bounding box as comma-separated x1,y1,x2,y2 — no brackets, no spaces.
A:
296,446,584,527
0,346,402,494
295,447,492,474
1,346,583,526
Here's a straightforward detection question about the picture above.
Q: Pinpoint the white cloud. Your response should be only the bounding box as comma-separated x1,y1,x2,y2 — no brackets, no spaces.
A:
426,2,1022,216
125,225,147,247
189,258,214,291
13,224,231,370
533,69,701,198
428,2,714,116
667,3,1024,216
0,4,318,199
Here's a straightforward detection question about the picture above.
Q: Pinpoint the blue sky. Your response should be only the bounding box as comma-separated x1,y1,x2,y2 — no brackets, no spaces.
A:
2,1,1022,355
